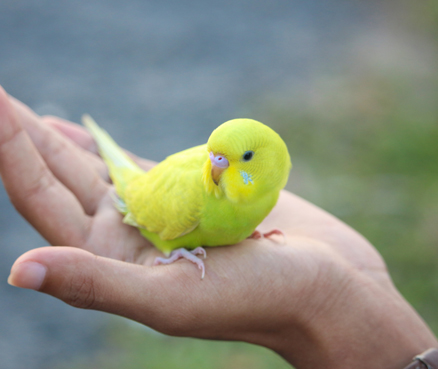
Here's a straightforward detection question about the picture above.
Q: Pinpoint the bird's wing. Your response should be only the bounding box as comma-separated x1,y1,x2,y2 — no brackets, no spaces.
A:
124,144,208,240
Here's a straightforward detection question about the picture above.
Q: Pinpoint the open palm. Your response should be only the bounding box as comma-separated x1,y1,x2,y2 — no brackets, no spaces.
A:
3,86,434,369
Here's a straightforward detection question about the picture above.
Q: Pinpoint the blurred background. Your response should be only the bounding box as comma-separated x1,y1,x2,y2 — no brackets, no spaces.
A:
1,1,437,368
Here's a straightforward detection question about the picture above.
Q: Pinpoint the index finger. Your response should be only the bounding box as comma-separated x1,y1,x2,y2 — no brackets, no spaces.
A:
0,86,91,246
8,96,110,215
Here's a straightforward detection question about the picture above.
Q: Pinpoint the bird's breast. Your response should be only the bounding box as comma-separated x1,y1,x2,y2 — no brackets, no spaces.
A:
198,189,279,246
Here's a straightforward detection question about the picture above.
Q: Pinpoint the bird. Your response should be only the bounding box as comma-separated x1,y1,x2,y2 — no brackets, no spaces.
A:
83,116,291,279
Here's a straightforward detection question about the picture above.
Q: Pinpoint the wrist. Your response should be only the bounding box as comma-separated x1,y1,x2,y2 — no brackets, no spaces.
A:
275,265,437,368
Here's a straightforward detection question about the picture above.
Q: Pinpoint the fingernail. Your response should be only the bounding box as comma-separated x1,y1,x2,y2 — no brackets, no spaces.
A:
8,261,47,290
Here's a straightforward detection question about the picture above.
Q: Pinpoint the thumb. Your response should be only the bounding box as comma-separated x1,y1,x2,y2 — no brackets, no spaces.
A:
7,246,194,334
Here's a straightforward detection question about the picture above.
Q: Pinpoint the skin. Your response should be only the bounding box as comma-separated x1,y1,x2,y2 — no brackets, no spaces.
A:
1,85,437,368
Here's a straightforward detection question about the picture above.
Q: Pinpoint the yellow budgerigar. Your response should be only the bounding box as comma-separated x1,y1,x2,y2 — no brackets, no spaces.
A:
83,116,291,278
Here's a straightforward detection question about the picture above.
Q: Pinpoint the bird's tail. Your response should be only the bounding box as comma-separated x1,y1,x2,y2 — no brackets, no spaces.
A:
82,115,144,198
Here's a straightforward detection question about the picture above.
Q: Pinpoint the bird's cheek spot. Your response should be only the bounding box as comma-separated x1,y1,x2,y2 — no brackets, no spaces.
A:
239,171,253,185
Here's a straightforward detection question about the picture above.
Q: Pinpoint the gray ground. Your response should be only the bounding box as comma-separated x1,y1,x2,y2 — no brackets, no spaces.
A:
0,1,379,368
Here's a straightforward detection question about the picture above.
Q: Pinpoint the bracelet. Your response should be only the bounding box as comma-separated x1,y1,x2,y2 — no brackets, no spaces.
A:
404,348,438,369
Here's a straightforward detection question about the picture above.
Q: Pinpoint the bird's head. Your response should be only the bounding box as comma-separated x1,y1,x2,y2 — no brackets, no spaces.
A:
203,119,291,202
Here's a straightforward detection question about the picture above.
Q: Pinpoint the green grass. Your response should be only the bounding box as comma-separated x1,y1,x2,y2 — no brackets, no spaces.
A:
56,320,290,369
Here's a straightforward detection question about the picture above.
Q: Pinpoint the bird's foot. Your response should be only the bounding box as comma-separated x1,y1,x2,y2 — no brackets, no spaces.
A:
249,229,285,243
154,247,207,279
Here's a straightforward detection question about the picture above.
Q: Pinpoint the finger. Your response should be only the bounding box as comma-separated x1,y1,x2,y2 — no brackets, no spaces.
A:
7,93,109,215
7,246,210,336
0,87,91,246
43,115,156,172
42,115,110,180
42,115,99,154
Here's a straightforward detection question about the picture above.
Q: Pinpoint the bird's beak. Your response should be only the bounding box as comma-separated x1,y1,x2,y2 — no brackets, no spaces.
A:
209,152,229,185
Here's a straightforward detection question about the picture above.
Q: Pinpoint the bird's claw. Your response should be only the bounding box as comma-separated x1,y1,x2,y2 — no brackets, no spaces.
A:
249,229,286,243
190,247,207,259
154,247,207,279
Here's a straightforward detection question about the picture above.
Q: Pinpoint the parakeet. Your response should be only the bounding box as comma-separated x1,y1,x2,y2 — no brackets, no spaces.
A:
83,116,291,278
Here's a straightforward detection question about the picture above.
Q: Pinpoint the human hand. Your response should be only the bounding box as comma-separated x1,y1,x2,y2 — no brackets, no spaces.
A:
1,86,436,369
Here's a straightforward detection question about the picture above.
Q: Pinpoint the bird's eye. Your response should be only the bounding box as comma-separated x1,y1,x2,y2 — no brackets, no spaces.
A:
242,151,254,161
